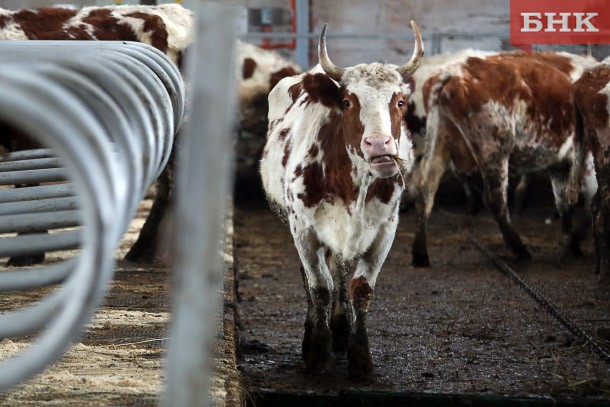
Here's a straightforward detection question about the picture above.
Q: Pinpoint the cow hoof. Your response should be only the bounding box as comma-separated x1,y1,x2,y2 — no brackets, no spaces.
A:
411,252,431,268
559,243,583,260
124,246,157,264
347,356,374,382
347,339,374,381
569,244,584,257
515,248,532,262
303,324,332,374
301,320,314,362
7,253,45,267
304,349,332,375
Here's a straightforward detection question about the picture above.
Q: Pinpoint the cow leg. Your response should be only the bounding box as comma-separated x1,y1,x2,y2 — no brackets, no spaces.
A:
299,265,315,362
591,189,610,282
348,219,397,381
452,171,483,215
412,144,449,267
329,254,352,357
293,229,333,374
7,183,45,267
481,162,531,260
512,174,530,215
549,170,587,257
124,149,174,263
7,233,46,266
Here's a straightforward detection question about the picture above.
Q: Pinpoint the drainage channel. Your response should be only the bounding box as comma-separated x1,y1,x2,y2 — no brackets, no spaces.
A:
248,389,610,407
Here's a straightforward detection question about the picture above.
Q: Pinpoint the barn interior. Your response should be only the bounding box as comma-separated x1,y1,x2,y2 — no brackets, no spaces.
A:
0,1,608,406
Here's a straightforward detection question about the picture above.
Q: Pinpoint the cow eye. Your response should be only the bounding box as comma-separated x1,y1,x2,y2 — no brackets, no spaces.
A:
342,99,351,108
397,100,404,108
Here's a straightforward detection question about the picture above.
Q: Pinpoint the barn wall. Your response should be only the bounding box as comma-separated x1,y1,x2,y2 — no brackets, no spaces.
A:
309,0,508,66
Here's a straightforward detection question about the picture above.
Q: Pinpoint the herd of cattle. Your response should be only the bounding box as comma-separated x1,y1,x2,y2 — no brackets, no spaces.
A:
0,4,609,381
259,22,610,380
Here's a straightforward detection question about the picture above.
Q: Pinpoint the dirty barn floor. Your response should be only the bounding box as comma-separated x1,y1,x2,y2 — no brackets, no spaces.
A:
234,185,610,405
0,178,608,405
0,196,239,406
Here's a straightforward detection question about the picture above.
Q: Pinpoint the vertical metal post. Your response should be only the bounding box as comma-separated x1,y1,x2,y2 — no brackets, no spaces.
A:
164,3,237,407
431,33,442,55
295,0,310,69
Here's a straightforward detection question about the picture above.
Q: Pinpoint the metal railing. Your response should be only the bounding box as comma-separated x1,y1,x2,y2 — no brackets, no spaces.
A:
0,40,184,389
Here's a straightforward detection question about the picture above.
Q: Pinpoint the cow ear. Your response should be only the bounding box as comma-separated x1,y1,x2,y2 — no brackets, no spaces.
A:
303,72,342,108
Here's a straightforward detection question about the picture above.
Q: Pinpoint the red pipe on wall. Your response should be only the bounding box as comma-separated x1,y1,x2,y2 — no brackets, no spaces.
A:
260,0,296,50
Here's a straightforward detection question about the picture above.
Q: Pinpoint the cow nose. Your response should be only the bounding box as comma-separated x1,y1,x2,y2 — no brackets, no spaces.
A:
362,135,392,158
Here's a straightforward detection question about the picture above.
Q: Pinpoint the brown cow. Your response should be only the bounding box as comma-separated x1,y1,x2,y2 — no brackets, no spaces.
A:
412,51,597,267
572,62,610,283
404,49,495,213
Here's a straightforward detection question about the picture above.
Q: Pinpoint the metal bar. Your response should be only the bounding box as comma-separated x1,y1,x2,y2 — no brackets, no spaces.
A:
0,210,81,233
0,285,69,338
0,158,61,172
0,149,56,162
0,57,120,389
294,0,310,69
0,168,68,185
164,4,238,406
0,196,78,216
0,258,77,292
431,33,442,55
0,41,185,126
0,184,74,203
0,230,81,257
241,31,510,40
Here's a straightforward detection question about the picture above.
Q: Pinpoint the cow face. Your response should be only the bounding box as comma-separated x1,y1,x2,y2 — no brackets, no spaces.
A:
337,65,412,178
319,21,423,179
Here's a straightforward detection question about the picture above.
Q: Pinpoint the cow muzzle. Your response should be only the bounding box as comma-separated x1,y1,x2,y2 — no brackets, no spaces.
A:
361,135,398,178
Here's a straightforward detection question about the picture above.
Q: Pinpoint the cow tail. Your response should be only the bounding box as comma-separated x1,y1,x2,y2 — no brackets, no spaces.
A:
568,104,586,207
417,73,451,189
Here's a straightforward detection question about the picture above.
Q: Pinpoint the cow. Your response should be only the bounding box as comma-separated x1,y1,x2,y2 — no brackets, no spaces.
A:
235,42,301,195
260,21,423,380
404,49,496,213
0,4,299,265
572,62,610,283
412,51,598,268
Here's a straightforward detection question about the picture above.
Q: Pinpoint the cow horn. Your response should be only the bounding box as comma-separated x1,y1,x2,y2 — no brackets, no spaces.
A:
318,24,345,82
397,20,424,80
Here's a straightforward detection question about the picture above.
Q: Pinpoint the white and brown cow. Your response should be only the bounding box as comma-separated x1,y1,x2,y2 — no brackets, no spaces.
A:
0,4,193,64
412,51,597,267
404,49,496,213
260,22,423,380
572,62,610,283
0,4,299,264
235,42,301,180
